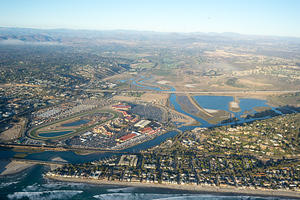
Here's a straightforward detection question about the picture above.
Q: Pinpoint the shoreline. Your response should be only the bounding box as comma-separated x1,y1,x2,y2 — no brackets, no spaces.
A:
0,160,35,176
46,175,300,199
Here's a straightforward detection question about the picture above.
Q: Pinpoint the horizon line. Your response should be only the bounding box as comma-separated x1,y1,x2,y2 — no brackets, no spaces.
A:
1,25,300,39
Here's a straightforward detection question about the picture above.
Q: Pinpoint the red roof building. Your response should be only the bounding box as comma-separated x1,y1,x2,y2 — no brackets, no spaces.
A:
120,110,130,117
119,133,137,142
104,132,114,136
112,104,131,110
148,129,160,135
140,127,153,134
131,117,139,123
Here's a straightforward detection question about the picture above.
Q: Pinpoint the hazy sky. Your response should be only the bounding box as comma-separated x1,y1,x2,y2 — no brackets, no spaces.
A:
1,0,299,37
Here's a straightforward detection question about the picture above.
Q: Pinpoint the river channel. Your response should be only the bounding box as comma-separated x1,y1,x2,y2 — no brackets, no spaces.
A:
0,77,295,200
0,77,283,163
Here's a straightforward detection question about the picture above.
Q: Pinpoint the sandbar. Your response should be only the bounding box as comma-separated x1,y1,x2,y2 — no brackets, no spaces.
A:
0,160,34,176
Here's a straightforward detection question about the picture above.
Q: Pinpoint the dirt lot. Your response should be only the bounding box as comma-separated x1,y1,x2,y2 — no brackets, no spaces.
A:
113,93,169,106
0,118,26,142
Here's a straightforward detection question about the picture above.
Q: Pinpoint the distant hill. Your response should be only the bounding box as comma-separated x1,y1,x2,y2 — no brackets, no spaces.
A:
1,27,300,45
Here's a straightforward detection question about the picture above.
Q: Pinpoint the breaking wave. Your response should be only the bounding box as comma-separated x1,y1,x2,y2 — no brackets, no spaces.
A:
42,181,89,189
93,193,185,200
7,190,83,200
106,187,136,193
93,193,283,200
152,195,279,200
0,181,19,188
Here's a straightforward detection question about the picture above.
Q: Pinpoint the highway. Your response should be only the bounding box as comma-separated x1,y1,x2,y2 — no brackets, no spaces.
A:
85,89,300,94
0,143,132,154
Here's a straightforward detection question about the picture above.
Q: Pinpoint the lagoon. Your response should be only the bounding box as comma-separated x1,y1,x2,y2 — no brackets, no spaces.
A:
61,119,90,127
193,95,233,111
239,98,270,114
38,130,73,138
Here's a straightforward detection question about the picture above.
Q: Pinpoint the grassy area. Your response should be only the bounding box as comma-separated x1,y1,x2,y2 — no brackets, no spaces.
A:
226,77,245,88
253,106,270,112
132,63,155,69
151,69,174,77
127,92,145,97
268,92,300,106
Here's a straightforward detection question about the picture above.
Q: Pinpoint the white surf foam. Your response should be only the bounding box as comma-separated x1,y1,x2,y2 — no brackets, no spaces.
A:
0,181,19,188
153,195,217,200
42,182,88,189
93,193,179,200
7,190,83,200
22,183,39,192
153,195,278,200
93,193,276,200
106,187,136,193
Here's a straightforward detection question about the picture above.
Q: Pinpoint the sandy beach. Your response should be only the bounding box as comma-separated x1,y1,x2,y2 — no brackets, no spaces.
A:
46,175,300,199
0,160,35,176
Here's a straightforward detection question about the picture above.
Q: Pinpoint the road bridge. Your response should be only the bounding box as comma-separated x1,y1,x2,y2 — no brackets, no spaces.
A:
85,89,300,94
0,143,132,154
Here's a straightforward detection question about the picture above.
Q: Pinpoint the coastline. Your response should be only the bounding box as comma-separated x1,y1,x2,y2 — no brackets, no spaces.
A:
46,175,300,199
0,160,35,176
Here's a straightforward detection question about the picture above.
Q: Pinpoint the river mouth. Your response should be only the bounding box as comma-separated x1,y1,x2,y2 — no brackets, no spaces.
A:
0,76,297,164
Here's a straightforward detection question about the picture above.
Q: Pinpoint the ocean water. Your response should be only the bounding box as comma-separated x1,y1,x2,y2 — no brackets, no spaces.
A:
0,165,291,200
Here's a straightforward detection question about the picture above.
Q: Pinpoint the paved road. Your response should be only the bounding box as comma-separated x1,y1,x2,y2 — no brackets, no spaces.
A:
85,89,300,94
0,143,132,154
